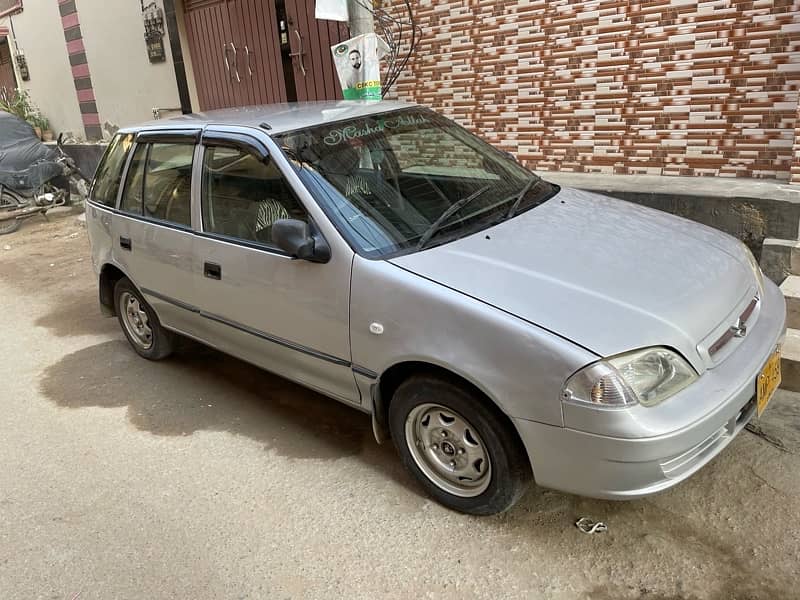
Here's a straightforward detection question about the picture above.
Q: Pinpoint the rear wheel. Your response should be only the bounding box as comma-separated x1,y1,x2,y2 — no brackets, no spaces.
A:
389,375,532,515
114,277,175,360
0,188,23,235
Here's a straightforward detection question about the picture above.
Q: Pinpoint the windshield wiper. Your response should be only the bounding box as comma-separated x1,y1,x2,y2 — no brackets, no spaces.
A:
416,184,492,251
506,175,542,219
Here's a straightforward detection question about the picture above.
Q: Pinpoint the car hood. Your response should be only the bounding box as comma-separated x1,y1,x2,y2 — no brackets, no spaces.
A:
389,188,757,371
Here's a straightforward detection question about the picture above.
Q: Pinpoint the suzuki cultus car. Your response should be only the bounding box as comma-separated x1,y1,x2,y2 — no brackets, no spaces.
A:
86,102,785,515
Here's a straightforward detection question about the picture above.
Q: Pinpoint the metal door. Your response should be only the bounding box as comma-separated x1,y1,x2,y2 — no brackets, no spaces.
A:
284,0,348,101
190,126,359,404
113,135,202,338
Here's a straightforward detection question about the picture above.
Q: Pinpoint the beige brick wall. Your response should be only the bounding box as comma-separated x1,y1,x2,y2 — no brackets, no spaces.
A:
793,99,800,182
387,0,800,181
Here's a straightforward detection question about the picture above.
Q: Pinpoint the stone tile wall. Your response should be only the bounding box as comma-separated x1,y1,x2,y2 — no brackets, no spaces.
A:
387,0,800,181
793,99,800,182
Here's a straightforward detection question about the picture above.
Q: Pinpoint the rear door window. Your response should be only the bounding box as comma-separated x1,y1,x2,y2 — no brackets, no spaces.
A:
90,133,134,207
142,143,194,227
119,141,195,227
120,144,146,215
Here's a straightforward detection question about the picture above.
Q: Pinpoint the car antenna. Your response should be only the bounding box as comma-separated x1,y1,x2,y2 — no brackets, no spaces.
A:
259,122,272,131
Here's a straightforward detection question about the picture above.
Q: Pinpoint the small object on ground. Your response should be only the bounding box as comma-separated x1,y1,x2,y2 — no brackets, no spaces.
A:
3,244,10,251
575,517,608,534
745,422,787,452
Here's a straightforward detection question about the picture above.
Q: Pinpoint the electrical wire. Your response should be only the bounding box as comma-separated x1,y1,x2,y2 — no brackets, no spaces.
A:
352,0,422,97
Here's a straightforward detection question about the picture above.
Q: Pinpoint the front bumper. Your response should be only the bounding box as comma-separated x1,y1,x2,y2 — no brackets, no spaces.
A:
514,278,786,500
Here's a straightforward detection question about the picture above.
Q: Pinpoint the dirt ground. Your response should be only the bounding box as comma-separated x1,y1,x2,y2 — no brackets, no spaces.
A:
1,211,799,600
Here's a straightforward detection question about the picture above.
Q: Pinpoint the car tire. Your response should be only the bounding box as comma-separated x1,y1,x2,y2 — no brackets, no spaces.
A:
114,277,175,361
389,374,531,515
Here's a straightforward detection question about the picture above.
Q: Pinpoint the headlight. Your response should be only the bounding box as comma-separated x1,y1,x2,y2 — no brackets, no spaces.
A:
562,347,698,409
741,242,764,292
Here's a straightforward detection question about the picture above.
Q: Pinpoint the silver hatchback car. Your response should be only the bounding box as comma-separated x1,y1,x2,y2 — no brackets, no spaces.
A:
86,101,785,515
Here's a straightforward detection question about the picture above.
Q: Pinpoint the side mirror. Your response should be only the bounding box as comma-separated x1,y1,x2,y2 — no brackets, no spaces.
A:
272,219,331,264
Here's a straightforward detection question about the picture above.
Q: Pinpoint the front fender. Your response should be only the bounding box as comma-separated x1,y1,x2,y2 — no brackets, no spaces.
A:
350,256,598,425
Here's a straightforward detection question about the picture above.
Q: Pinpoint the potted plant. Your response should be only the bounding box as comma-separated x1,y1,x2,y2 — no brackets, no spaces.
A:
32,115,43,139
40,117,53,142
0,89,52,140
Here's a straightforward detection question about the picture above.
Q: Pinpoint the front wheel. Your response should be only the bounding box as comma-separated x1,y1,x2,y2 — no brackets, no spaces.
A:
0,188,24,235
389,375,532,515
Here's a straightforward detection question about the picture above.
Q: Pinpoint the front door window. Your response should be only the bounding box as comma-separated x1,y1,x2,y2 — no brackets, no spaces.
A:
201,145,307,247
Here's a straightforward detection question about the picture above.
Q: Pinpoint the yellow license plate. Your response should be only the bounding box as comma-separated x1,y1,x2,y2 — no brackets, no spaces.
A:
757,349,781,417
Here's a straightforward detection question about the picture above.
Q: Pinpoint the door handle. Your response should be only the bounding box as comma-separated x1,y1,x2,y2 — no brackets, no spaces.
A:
289,30,306,76
245,45,253,77
204,262,222,280
120,236,132,251
230,42,241,83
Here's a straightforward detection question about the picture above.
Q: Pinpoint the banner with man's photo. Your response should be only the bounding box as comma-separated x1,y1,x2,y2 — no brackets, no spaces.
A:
331,33,389,101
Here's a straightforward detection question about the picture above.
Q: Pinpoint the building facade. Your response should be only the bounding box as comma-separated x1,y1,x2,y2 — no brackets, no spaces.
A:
1,0,799,184
0,0,199,140
388,0,800,183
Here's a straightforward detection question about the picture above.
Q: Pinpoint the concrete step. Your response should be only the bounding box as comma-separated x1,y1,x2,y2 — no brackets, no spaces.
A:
780,328,800,393
779,275,800,330
761,238,800,284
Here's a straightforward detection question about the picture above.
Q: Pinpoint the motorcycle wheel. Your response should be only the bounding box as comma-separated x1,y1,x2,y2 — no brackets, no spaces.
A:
0,188,24,235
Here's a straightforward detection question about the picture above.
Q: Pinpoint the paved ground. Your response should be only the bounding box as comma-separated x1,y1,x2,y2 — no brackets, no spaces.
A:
1,211,799,600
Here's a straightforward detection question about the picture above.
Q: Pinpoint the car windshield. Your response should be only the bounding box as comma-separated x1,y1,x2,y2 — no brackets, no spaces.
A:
274,108,559,258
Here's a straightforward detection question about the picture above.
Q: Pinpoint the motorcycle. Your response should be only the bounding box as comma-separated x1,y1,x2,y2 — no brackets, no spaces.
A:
0,112,90,235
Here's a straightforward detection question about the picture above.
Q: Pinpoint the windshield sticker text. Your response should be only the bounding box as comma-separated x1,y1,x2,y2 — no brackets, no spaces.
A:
323,114,431,146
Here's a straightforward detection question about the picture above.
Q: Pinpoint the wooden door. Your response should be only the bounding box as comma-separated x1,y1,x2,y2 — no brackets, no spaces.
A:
184,0,240,110
183,0,343,109
0,37,16,94
227,0,287,105
285,0,348,102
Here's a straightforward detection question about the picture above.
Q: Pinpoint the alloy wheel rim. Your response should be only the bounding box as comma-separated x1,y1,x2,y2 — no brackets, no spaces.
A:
405,403,492,498
120,292,153,350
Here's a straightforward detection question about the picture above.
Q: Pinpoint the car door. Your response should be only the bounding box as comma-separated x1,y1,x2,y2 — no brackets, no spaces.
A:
113,130,203,337
191,126,360,405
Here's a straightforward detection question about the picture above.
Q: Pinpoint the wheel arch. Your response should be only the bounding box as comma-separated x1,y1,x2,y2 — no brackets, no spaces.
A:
99,263,128,316
372,361,531,472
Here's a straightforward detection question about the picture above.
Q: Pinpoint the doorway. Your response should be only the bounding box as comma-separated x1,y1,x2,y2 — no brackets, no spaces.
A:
0,36,17,94
182,0,348,110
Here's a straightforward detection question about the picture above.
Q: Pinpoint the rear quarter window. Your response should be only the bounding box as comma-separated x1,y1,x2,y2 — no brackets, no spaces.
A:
90,133,134,208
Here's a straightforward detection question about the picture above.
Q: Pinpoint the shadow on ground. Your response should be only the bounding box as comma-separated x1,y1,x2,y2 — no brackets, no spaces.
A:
35,287,119,337
40,339,383,461
39,342,800,599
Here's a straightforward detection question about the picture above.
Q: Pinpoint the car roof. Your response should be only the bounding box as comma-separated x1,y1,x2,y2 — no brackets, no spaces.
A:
118,100,418,136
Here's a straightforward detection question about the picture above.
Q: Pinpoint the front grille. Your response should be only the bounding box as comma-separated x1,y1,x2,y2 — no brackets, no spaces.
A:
708,296,759,358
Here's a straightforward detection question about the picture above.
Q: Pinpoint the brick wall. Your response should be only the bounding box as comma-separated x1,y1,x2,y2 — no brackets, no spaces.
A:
793,100,800,182
387,0,800,181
